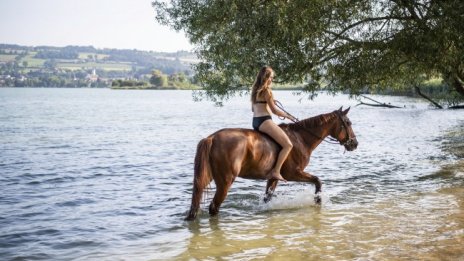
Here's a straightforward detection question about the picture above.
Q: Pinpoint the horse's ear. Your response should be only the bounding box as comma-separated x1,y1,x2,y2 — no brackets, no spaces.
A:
338,106,343,111
343,107,351,115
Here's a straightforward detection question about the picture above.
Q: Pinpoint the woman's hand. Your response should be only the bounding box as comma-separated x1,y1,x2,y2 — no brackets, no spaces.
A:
287,114,298,122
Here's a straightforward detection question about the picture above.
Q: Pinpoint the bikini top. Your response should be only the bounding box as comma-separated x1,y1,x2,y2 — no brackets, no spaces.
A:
254,100,267,104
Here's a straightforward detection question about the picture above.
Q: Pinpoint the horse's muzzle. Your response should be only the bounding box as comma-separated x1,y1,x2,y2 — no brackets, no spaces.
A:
343,138,358,151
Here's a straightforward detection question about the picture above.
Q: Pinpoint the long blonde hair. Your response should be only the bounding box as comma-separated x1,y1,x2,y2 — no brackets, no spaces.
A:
251,66,274,103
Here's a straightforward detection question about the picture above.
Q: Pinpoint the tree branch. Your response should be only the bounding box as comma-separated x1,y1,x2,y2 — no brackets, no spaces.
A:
331,16,413,39
452,74,464,96
414,85,443,109
317,15,412,56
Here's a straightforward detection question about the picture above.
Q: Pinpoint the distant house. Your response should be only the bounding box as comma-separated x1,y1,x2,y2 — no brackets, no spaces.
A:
86,68,98,82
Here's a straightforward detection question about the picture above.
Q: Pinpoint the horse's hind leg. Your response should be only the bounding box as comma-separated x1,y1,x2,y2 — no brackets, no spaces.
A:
209,178,234,216
209,155,241,216
264,179,278,203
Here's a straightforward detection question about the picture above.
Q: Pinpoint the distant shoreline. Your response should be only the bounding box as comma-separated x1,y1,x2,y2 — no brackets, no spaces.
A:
0,86,199,91
1,86,305,91
111,86,178,90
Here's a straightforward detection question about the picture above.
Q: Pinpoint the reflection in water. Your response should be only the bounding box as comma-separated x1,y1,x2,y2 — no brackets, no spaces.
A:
177,189,464,261
181,211,320,260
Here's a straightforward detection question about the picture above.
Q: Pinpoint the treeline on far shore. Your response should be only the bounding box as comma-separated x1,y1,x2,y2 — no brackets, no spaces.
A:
110,69,200,90
0,43,196,89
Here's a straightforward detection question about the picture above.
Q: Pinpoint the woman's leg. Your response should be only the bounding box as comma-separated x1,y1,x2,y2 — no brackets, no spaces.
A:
259,120,293,181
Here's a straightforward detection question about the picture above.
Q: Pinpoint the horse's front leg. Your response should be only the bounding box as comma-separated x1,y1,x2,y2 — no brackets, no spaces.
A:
292,170,322,204
264,179,278,203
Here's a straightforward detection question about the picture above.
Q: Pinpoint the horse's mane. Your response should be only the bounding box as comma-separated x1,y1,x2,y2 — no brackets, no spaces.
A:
283,111,337,131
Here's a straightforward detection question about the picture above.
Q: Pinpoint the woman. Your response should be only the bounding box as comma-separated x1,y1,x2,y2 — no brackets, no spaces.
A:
251,66,297,182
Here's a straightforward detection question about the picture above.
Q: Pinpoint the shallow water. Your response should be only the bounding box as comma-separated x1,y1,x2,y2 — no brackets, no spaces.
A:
0,88,463,260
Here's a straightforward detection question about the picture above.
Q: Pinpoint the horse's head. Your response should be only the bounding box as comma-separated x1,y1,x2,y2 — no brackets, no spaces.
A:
330,107,358,151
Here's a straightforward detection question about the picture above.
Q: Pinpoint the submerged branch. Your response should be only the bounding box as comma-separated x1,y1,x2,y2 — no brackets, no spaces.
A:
356,95,403,108
449,105,464,109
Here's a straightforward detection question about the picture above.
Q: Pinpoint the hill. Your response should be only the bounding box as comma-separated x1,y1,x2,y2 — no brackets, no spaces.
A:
0,44,198,88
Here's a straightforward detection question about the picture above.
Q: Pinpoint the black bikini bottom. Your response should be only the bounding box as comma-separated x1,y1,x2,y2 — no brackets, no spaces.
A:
252,115,272,131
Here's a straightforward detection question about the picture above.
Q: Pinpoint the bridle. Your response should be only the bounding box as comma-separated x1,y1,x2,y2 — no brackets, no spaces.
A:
303,111,355,146
333,110,357,147
275,100,356,146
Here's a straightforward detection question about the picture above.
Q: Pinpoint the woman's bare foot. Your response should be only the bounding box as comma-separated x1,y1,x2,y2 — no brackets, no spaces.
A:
267,170,287,182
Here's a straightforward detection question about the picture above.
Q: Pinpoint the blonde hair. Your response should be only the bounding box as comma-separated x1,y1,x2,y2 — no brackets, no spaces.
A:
251,66,274,103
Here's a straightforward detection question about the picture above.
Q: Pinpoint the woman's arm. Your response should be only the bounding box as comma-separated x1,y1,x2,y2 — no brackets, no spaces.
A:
264,90,293,119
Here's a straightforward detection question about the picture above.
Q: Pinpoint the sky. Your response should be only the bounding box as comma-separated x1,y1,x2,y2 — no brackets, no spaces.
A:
0,0,193,52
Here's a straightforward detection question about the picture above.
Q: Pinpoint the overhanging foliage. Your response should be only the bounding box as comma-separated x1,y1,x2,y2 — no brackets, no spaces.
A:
153,0,464,101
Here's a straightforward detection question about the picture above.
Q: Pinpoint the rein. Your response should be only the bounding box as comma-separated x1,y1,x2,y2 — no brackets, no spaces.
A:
274,100,349,145
275,100,299,123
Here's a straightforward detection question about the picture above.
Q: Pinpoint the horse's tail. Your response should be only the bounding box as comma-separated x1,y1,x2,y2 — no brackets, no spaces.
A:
185,136,213,221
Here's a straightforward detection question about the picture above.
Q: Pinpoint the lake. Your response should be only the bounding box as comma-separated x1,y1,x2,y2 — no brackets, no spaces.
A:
0,88,463,260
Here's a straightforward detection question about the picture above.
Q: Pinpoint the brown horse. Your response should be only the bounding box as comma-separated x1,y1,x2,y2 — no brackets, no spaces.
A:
185,107,358,221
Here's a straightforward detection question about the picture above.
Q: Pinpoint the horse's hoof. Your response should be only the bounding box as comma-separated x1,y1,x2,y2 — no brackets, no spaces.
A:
185,215,195,221
314,194,322,205
263,196,271,203
263,194,276,203
185,210,197,221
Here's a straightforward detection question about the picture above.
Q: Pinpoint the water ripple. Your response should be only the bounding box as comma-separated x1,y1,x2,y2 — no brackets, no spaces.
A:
0,89,463,260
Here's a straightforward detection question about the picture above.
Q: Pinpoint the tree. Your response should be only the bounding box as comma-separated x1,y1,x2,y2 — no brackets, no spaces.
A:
44,59,57,69
150,69,168,87
153,0,464,101
169,72,188,83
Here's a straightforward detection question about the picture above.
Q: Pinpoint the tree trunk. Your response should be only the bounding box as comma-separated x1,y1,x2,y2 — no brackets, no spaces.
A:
452,75,464,97
414,86,443,109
